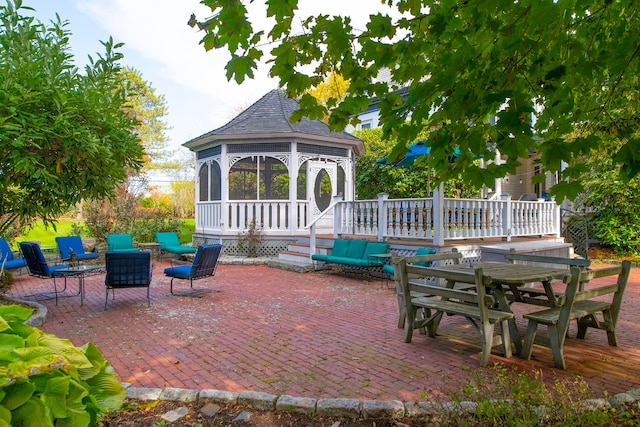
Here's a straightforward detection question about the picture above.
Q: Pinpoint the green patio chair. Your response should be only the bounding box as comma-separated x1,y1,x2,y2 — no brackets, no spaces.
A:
107,233,140,252
155,232,196,258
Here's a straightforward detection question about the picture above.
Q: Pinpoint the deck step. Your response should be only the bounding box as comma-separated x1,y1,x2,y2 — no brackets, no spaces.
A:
278,250,313,265
268,258,315,273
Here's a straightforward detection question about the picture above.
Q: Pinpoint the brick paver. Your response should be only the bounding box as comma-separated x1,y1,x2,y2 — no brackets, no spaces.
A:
7,261,640,402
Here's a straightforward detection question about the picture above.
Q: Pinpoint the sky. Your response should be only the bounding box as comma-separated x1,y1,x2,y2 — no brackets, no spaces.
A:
23,0,396,160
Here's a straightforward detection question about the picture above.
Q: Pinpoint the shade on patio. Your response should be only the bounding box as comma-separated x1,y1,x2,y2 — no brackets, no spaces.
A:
376,140,461,167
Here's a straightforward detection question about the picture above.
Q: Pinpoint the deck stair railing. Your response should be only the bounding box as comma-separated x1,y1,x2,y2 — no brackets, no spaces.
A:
560,208,591,259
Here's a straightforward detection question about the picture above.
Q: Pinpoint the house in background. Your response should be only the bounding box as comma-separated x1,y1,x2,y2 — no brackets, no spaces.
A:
183,89,364,256
344,71,558,202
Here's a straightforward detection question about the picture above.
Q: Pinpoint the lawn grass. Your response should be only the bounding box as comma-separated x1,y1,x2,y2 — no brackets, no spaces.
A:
17,218,195,250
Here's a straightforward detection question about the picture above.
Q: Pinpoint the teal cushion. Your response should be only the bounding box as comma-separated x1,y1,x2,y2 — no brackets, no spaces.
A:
363,242,390,258
324,256,381,267
414,247,437,267
382,264,395,276
165,245,196,254
330,239,350,257
346,239,367,259
311,254,331,262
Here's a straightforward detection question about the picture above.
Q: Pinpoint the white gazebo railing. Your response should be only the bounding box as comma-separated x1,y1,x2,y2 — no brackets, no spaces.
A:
196,200,310,235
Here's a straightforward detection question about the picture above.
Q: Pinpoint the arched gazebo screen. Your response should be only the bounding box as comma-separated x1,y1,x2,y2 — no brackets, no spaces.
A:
297,161,346,201
229,157,289,200
198,162,222,202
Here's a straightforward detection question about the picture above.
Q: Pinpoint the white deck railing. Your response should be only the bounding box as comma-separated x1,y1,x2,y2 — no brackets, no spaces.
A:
336,194,560,242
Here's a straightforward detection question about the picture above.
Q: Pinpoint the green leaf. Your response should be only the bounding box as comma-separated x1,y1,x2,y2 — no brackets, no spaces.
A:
0,334,24,362
0,404,11,427
0,305,33,324
42,376,71,418
9,397,50,427
1,381,35,410
225,54,257,84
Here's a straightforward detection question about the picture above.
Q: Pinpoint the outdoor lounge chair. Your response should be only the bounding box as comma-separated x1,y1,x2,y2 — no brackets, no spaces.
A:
104,251,152,309
0,237,27,271
19,241,71,304
55,235,100,263
163,243,222,295
155,232,196,258
107,233,140,252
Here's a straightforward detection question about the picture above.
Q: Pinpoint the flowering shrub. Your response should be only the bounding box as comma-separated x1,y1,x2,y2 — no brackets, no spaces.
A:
132,208,184,243
82,186,186,244
83,186,140,241
0,216,32,246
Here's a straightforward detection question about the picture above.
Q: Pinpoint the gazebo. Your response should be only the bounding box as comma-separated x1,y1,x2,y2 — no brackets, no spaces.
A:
183,89,364,256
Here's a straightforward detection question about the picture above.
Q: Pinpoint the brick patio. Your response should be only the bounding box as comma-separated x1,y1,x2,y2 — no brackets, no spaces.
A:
6,261,640,402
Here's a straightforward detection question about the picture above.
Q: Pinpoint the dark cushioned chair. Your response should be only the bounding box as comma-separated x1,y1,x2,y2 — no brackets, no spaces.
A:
104,251,152,309
55,235,100,263
0,237,26,271
164,244,222,295
19,241,70,304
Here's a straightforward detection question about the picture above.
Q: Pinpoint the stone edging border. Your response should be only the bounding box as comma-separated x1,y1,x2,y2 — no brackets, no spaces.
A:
123,384,640,421
3,295,48,327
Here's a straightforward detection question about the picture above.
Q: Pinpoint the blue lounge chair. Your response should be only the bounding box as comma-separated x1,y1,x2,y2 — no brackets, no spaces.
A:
164,244,222,295
106,233,140,252
155,232,196,258
19,241,71,304
104,251,152,309
0,237,27,271
55,235,100,263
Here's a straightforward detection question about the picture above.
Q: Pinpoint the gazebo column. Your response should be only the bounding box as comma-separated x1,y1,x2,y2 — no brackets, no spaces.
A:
220,145,229,236
289,146,298,235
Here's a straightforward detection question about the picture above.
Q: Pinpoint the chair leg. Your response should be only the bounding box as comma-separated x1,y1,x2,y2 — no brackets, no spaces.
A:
521,320,538,361
405,306,417,343
104,287,109,310
146,287,150,307
548,325,567,369
53,277,59,305
603,309,618,346
397,292,406,329
480,323,496,367
500,320,512,358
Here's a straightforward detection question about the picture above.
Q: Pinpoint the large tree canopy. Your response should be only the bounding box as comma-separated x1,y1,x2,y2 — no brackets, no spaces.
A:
193,0,640,201
0,1,144,234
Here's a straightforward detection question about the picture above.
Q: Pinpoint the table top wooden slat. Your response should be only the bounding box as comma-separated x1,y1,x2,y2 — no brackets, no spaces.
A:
428,262,569,285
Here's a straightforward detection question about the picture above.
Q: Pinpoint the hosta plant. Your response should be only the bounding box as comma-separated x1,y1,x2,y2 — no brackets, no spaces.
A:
0,304,125,426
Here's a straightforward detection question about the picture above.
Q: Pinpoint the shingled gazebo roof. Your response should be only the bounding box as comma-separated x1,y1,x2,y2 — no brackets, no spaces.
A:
183,89,364,154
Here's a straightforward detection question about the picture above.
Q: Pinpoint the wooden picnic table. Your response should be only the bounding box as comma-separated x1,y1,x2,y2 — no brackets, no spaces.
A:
426,262,569,354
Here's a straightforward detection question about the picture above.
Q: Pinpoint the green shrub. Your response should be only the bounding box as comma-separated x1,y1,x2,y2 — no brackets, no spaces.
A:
133,208,184,243
444,365,615,426
0,304,125,426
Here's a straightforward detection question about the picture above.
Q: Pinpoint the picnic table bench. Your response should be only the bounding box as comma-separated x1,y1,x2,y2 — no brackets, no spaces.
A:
521,261,631,369
394,257,514,366
390,250,463,328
